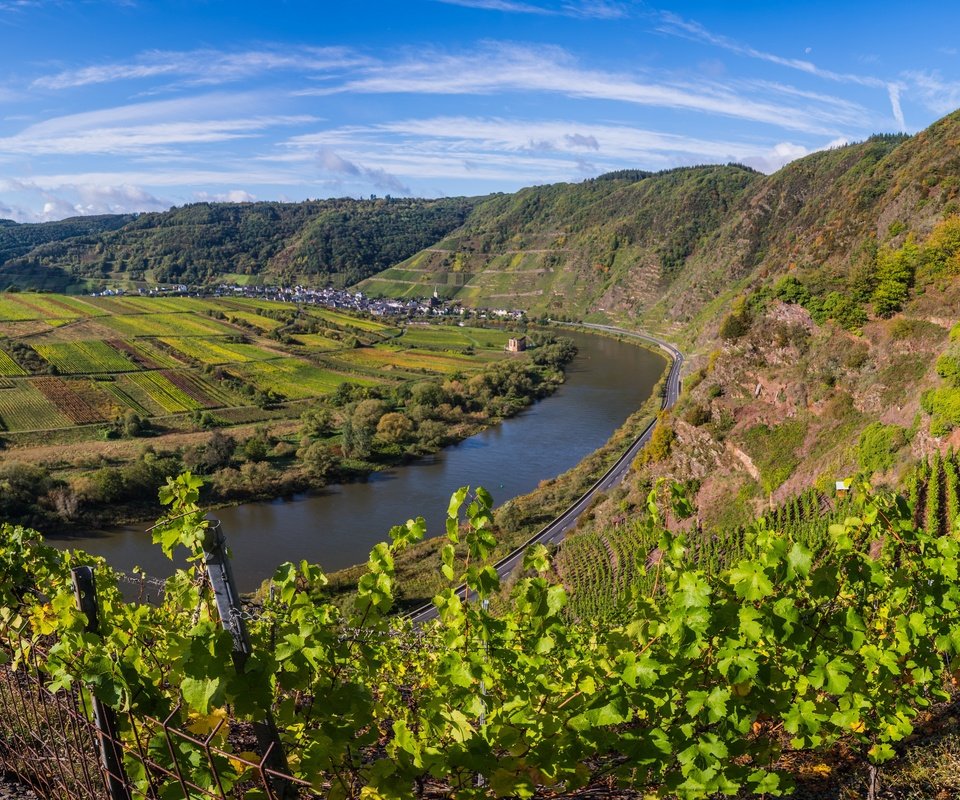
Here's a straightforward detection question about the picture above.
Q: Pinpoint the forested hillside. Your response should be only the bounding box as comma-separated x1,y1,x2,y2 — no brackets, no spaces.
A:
360,164,761,314
1,196,478,290
0,214,136,291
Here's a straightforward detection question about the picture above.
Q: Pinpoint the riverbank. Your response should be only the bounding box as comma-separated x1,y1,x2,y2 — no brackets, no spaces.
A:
30,334,577,534
325,329,671,610
50,330,667,591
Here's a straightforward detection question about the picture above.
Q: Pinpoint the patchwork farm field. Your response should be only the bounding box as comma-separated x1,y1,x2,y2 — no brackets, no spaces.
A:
0,292,516,438
327,343,501,376
399,325,511,350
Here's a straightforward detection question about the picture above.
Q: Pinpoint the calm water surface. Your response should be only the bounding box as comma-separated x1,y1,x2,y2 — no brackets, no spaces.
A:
50,331,665,591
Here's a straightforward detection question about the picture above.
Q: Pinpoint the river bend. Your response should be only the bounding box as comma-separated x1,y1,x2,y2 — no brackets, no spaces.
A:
52,330,665,591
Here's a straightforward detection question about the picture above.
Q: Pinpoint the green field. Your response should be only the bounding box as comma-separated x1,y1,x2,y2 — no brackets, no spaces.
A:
0,294,522,438
117,339,188,369
399,324,511,351
328,344,490,376
223,310,283,331
0,296,42,322
0,349,27,376
124,372,204,413
231,358,365,399
0,382,71,431
308,307,394,333
160,337,279,365
99,312,236,337
33,341,138,374
290,333,344,351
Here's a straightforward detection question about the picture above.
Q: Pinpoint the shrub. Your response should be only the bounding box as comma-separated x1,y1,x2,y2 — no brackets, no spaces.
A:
858,422,908,474
921,387,960,435
719,310,751,341
636,413,675,465
684,404,711,427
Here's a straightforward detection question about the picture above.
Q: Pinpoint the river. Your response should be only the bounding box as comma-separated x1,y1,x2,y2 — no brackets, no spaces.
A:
50,330,666,591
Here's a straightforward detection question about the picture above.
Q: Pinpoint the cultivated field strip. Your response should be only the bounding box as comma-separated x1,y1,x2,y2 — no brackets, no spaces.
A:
230,357,367,399
0,349,27,376
0,381,71,431
109,339,185,369
163,370,240,408
33,340,138,374
328,344,486,375
159,336,278,365
0,296,40,321
124,371,204,413
32,377,108,424
98,312,237,337
290,333,343,350
98,377,156,416
222,310,283,331
307,307,393,333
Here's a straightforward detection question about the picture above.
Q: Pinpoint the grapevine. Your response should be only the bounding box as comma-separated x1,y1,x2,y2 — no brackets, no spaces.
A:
0,475,959,798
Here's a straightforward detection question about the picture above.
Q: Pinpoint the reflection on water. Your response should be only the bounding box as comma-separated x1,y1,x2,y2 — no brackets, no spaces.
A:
50,331,665,591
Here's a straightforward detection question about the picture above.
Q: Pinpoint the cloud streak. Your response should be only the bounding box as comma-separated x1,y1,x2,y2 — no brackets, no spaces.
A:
32,46,368,90
0,177,171,221
318,148,411,194
433,0,629,18
0,94,315,155
283,115,821,180
302,43,857,136
655,11,908,129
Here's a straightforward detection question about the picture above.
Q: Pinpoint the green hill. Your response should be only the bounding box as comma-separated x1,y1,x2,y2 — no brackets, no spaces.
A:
1,197,479,291
359,164,761,315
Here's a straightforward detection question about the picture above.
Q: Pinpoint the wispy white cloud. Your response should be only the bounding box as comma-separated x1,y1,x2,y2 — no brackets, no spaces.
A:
433,0,630,18
282,115,822,180
318,148,411,194
194,189,257,203
301,43,854,136
903,70,960,116
0,177,171,221
9,167,317,189
0,0,43,14
887,83,906,131
656,12,885,88
655,11,908,129
0,94,315,155
434,0,551,15
32,46,368,90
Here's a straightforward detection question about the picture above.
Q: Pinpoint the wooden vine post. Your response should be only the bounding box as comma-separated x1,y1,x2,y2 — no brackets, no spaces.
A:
202,519,293,799
71,566,132,800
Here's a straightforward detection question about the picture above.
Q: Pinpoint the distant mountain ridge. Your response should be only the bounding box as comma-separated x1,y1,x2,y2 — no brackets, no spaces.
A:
0,197,479,292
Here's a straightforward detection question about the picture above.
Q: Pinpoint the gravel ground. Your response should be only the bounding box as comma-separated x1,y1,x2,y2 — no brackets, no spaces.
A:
0,773,38,799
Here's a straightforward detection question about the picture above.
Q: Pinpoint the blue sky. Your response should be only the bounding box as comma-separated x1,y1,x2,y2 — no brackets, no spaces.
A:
1,0,959,221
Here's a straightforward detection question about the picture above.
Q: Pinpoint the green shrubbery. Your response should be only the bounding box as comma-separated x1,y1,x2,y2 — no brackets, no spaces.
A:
741,419,808,492
858,422,908,474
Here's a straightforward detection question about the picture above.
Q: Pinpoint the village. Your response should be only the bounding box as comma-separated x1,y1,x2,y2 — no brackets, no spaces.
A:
95,282,529,323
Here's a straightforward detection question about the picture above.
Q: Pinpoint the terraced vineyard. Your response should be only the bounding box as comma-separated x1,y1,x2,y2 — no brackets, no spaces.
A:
558,487,853,622
0,292,515,437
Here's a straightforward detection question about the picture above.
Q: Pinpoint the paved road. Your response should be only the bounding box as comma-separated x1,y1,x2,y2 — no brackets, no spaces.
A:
406,324,683,624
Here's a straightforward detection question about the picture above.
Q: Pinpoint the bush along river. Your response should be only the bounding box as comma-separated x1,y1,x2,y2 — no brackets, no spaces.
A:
54,330,666,591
